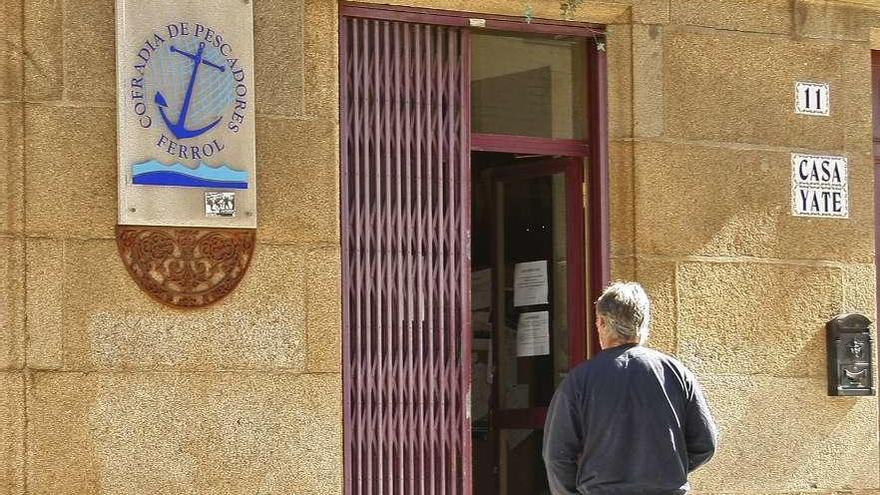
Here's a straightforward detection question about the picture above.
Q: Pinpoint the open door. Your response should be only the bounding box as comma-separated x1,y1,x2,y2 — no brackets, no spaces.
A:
471,154,586,495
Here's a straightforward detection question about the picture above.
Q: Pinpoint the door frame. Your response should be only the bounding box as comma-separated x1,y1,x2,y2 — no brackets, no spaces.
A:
487,157,587,386
871,50,880,447
339,3,610,493
483,156,585,494
464,27,610,358
340,2,604,36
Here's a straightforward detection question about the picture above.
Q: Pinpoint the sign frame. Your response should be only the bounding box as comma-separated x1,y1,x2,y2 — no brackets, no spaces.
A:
115,0,257,229
795,81,830,117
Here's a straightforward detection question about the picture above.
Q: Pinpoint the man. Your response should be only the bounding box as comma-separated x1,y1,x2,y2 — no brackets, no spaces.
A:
543,282,717,494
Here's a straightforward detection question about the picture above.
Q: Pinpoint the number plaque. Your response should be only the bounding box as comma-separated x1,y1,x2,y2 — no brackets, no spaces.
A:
795,81,830,116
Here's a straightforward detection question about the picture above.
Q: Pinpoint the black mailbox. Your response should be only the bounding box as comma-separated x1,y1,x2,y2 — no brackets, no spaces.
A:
826,313,874,396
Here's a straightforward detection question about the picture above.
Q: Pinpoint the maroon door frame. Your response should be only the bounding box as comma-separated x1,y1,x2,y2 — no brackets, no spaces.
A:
872,51,880,432
340,3,610,494
469,41,609,357
488,157,587,432
586,36,610,356
341,2,604,36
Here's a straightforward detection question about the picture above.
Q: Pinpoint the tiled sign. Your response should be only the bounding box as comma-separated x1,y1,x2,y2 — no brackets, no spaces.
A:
116,0,256,228
791,153,848,218
795,81,830,116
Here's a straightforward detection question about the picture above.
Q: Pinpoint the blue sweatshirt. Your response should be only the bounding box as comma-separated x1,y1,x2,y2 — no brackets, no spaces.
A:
542,343,717,494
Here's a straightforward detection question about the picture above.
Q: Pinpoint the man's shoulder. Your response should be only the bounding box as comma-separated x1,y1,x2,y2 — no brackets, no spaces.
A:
564,346,630,382
635,345,689,367
633,346,703,394
563,355,602,390
568,345,695,379
592,345,698,382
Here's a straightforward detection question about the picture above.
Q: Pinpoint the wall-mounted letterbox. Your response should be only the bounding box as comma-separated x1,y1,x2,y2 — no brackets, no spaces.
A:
826,313,874,396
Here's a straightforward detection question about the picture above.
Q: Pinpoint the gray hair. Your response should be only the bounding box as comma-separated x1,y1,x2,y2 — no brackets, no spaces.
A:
595,282,651,345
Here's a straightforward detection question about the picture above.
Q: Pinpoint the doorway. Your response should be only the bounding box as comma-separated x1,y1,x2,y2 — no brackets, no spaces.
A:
339,4,608,495
470,153,585,495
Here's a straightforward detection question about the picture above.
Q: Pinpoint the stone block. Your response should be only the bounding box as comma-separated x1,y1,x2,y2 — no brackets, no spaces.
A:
672,0,792,34
557,1,631,24
0,372,24,495
610,255,635,281
25,238,63,369
23,0,63,100
872,26,880,50
306,246,341,373
256,117,339,245
795,0,880,42
62,0,115,103
27,372,342,495
606,23,633,139
664,27,872,150
609,140,634,256
690,374,878,492
0,0,23,101
677,261,843,378
0,238,24,370
255,0,305,118
24,104,116,239
841,47,874,150
635,258,676,356
632,24,664,138
633,141,874,262
0,103,24,235
632,0,670,24
842,263,877,318
304,0,337,120
56,239,307,371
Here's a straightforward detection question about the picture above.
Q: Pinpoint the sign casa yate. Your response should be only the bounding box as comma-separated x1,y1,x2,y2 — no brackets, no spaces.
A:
791,153,848,218
116,0,256,228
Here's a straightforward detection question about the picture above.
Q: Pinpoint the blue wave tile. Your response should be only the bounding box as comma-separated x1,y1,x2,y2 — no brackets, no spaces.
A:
131,160,249,189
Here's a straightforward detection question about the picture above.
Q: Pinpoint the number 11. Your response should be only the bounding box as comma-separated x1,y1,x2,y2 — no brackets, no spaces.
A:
805,87,823,110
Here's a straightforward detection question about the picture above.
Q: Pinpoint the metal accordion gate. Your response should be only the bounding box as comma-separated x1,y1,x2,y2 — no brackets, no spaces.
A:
340,12,471,495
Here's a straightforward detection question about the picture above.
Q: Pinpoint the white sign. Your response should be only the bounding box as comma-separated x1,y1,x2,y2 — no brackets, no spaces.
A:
513,260,548,307
116,0,257,228
791,153,848,218
795,81,830,116
516,311,550,357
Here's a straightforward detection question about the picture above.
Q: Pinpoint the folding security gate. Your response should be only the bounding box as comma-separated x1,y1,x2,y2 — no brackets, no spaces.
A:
340,12,471,495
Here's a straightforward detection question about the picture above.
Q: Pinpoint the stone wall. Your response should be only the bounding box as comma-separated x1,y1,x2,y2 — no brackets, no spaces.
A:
2,0,880,494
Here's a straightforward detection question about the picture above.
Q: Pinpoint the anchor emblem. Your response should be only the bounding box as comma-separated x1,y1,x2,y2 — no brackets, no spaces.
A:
154,41,226,140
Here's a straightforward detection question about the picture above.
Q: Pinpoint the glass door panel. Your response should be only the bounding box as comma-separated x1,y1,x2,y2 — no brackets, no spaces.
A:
489,157,584,495
495,172,568,413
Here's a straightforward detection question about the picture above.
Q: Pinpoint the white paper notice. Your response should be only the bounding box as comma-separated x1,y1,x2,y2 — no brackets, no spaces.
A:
516,311,550,357
471,268,492,310
513,260,548,307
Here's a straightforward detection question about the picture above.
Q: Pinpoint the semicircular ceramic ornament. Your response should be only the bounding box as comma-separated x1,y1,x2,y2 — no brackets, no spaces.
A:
115,0,256,308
